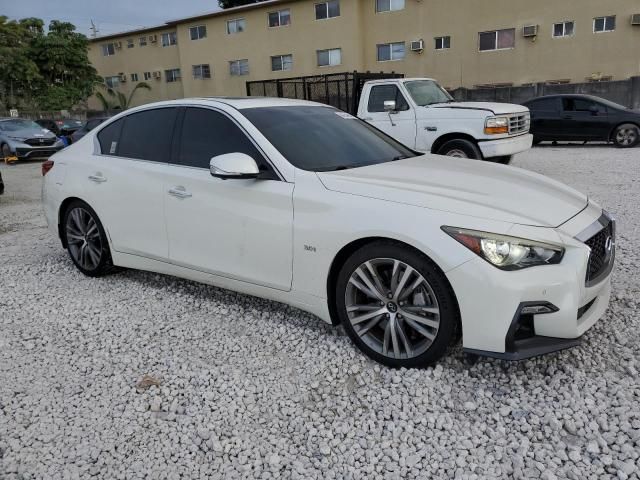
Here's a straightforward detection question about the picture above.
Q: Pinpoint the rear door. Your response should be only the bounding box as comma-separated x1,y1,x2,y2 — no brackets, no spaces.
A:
561,98,609,140
83,107,177,260
360,84,417,148
526,97,561,139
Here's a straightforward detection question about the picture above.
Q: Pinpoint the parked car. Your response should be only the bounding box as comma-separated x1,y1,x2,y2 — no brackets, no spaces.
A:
0,118,64,160
269,77,533,164
71,117,110,143
42,98,614,367
523,94,640,148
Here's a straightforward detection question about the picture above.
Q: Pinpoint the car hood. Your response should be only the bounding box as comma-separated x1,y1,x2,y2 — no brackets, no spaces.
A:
317,155,587,227
430,101,528,115
2,127,56,140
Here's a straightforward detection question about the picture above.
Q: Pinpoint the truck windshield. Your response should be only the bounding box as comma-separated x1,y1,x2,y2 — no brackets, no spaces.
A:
404,80,453,106
242,106,416,172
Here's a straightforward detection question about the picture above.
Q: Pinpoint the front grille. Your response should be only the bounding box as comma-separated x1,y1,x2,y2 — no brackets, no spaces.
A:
24,138,55,146
584,220,614,284
508,113,530,135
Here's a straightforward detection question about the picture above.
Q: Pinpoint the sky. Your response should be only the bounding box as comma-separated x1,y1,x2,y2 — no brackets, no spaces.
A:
3,0,221,36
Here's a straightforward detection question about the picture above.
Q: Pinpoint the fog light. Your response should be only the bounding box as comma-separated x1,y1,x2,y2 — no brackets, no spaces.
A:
520,303,559,315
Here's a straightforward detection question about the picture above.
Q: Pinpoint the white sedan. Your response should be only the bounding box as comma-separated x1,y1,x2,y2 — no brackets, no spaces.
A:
42,98,615,367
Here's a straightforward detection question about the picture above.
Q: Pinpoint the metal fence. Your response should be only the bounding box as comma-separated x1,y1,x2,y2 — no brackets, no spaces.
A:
246,71,404,114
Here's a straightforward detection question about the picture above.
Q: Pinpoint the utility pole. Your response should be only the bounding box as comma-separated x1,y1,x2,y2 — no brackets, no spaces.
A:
90,20,99,38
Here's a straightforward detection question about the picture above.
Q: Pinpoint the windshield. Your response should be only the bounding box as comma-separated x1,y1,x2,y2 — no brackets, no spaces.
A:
404,80,453,106
0,119,43,132
242,106,416,172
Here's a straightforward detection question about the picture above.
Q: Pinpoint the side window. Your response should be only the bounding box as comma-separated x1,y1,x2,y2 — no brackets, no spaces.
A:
367,85,410,113
563,98,606,113
97,118,124,155
529,98,558,111
118,108,178,162
177,108,269,172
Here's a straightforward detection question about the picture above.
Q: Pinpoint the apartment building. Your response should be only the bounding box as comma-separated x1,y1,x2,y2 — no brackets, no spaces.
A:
88,0,640,108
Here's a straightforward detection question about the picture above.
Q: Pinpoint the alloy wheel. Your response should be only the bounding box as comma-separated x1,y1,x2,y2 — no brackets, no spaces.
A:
66,207,103,271
344,258,441,360
616,127,638,147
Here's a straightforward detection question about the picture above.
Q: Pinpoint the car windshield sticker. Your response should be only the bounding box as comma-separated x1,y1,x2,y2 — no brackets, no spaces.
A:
110,141,117,154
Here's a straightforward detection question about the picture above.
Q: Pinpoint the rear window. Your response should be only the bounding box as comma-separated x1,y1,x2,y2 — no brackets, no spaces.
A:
118,108,177,161
97,118,124,155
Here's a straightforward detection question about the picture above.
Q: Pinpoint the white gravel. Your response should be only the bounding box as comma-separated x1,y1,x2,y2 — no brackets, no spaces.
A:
1,145,639,479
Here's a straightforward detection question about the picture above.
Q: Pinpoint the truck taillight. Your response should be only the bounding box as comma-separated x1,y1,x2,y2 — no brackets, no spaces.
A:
42,160,54,176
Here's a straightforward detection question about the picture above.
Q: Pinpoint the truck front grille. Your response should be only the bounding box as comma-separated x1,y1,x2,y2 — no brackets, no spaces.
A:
508,113,530,135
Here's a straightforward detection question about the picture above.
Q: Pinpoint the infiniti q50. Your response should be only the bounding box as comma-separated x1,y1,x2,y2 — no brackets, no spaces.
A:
42,98,615,367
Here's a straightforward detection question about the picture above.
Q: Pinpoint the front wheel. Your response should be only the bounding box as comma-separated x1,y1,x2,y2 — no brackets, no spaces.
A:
612,124,639,148
335,242,458,368
436,138,483,159
62,200,115,277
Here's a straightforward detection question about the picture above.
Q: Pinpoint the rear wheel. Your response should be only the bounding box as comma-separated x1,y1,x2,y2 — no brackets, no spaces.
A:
436,139,483,159
62,200,114,277
335,242,458,368
612,124,639,148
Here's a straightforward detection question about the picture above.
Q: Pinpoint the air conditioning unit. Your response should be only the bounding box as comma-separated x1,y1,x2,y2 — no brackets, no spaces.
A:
149,34,158,43
119,73,127,82
152,71,162,79
631,14,640,25
410,39,424,52
522,25,538,37
114,41,122,49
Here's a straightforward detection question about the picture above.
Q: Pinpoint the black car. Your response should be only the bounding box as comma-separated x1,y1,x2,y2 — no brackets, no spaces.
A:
523,94,640,148
35,118,84,144
71,117,110,143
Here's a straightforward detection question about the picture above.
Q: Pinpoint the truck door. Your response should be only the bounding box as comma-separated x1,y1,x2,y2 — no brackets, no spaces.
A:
360,85,417,149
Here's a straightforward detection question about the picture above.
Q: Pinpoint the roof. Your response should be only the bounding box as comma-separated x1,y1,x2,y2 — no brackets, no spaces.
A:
91,0,296,42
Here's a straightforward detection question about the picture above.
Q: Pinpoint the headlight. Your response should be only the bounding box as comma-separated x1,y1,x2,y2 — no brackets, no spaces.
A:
484,116,509,135
441,226,564,270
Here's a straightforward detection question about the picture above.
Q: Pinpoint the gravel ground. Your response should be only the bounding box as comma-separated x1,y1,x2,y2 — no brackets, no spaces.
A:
0,145,639,480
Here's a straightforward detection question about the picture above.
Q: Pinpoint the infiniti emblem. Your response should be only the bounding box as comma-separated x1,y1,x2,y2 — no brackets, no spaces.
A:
387,302,398,313
605,236,613,252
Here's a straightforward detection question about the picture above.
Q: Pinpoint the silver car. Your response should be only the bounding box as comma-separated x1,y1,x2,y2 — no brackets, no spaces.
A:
0,118,64,160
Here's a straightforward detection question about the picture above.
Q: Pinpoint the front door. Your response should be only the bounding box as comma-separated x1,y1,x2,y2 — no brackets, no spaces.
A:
164,107,294,291
561,97,610,140
361,85,417,149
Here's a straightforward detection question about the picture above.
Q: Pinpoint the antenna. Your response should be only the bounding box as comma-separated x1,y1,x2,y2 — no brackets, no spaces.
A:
90,19,99,38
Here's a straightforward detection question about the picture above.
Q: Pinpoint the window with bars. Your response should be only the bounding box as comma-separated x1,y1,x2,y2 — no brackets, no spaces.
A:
192,64,211,79
271,54,293,71
165,68,181,82
229,59,249,76
227,18,246,34
139,36,147,47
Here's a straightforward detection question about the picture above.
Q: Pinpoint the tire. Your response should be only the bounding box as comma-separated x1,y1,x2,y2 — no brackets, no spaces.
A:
491,155,513,165
612,124,640,148
335,241,458,368
436,139,483,159
2,143,12,160
62,200,115,277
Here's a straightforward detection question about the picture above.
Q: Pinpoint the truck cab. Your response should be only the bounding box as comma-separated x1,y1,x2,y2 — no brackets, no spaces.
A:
356,78,533,163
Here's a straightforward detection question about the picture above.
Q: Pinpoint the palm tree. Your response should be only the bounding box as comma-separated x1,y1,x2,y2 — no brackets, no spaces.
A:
95,81,151,111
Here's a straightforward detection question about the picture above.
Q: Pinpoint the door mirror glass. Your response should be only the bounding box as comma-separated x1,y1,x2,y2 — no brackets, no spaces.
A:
209,153,260,179
384,100,397,112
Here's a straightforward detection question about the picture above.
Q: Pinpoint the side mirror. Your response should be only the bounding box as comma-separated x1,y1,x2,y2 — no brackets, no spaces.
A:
209,153,259,180
384,100,397,112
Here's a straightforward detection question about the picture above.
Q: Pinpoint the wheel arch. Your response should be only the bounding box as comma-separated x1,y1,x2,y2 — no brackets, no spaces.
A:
608,121,640,141
58,196,92,248
326,236,462,339
430,132,479,154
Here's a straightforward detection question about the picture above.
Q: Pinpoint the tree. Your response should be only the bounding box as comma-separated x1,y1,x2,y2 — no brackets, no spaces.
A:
95,81,152,111
0,17,99,110
218,0,266,9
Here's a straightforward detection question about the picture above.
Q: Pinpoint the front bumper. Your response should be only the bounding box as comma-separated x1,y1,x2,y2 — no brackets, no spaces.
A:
478,133,533,159
446,206,614,359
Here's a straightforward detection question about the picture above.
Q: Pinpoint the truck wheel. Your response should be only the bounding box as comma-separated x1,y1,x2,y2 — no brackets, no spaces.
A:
436,139,482,160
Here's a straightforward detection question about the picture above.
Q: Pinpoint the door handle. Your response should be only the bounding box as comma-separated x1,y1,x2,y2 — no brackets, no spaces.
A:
168,186,192,199
88,174,107,183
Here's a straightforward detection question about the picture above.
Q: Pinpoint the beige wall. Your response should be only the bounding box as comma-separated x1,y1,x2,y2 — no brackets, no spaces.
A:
88,0,640,109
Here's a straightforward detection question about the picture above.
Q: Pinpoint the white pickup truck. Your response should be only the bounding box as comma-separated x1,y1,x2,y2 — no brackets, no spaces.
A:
356,78,533,164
